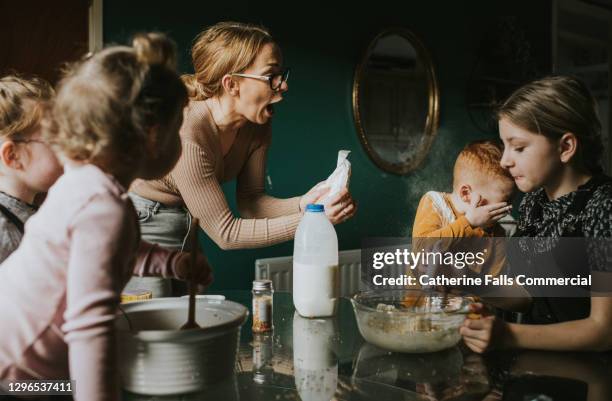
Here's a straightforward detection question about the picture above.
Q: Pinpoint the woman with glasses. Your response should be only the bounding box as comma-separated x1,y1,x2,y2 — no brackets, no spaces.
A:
128,22,356,295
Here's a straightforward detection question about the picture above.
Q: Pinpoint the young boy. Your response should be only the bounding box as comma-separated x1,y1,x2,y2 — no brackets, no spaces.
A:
412,140,514,277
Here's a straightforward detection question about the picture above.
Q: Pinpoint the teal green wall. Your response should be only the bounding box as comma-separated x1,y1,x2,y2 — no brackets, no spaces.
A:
104,0,551,290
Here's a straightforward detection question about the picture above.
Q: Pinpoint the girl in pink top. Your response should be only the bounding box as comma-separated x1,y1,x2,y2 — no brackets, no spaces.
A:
0,33,197,400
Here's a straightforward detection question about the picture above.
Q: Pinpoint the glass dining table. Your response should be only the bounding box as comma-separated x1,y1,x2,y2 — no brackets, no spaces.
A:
124,291,612,401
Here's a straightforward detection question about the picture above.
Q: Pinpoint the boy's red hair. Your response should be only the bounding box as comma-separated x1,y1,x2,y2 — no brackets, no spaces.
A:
453,140,513,189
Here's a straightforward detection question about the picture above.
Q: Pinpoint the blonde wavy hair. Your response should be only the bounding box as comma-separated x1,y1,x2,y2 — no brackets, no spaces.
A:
46,32,187,175
0,75,54,141
182,21,274,100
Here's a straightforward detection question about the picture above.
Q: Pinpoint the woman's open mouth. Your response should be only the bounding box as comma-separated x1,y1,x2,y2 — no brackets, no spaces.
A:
264,104,274,117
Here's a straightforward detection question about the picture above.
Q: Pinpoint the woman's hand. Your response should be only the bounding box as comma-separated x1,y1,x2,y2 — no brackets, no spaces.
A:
324,187,357,224
174,251,214,288
299,181,330,212
460,303,506,353
299,182,357,224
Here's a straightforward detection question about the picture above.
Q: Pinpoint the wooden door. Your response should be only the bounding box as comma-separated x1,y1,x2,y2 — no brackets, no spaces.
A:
0,0,90,84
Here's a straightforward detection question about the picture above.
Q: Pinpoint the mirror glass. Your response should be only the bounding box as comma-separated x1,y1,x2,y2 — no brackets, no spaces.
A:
354,29,439,175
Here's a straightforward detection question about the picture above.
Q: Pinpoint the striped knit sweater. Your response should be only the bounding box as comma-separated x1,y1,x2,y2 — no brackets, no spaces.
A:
131,100,302,249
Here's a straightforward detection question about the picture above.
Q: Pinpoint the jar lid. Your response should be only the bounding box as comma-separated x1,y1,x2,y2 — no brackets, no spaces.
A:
121,289,153,303
252,279,273,291
253,372,266,384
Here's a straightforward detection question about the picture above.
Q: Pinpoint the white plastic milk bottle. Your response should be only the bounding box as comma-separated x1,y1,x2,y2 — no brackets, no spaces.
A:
293,204,339,317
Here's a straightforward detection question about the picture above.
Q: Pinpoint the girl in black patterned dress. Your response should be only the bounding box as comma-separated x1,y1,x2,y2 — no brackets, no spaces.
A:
461,76,612,352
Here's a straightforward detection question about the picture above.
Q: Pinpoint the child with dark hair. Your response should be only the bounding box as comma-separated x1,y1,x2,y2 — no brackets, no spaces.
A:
461,76,612,353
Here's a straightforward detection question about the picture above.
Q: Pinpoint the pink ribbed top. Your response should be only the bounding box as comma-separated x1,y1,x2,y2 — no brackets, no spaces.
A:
0,164,184,401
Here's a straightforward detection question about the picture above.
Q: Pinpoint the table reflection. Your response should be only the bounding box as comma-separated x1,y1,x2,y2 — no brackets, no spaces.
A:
122,291,612,401
293,313,338,401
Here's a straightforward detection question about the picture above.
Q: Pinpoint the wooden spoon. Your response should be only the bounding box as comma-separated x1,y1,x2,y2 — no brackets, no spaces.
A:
181,218,200,330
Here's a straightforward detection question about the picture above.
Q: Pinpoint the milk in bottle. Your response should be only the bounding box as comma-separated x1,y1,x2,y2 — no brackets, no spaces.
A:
293,204,339,317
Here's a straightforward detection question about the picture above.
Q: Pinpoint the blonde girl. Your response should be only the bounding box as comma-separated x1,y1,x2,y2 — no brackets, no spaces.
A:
0,75,63,262
0,33,209,401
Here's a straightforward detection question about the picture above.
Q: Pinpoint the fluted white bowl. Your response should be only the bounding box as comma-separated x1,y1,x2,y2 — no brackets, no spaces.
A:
116,297,248,395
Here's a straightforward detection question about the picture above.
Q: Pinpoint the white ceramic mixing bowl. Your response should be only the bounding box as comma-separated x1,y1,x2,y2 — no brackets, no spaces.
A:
116,297,248,395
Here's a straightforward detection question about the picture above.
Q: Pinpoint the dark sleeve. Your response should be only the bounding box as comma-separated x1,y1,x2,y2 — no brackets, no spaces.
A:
584,192,612,274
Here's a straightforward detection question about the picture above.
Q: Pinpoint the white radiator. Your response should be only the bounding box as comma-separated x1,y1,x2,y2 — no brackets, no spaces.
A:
254,249,362,297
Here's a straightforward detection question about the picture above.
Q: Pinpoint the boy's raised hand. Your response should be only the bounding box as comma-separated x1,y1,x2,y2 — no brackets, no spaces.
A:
464,193,511,228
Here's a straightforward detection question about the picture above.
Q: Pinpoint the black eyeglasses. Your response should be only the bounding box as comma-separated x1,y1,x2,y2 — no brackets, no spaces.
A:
231,68,290,91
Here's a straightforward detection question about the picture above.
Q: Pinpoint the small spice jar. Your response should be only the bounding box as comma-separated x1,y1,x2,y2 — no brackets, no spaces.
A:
252,279,273,333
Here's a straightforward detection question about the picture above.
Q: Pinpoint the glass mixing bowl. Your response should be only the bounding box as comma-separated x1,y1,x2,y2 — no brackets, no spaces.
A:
351,289,471,353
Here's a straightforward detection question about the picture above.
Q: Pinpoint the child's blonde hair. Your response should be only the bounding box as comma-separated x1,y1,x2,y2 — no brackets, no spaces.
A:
45,32,187,175
0,75,54,141
453,140,513,190
182,21,274,100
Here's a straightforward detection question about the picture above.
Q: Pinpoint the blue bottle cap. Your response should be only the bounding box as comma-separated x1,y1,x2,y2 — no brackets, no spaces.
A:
305,204,324,212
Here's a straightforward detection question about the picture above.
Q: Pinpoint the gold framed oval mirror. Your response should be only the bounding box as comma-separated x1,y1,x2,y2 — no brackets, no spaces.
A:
353,28,439,175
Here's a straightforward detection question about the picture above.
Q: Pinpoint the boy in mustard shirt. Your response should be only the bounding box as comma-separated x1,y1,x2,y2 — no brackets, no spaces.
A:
412,140,514,277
